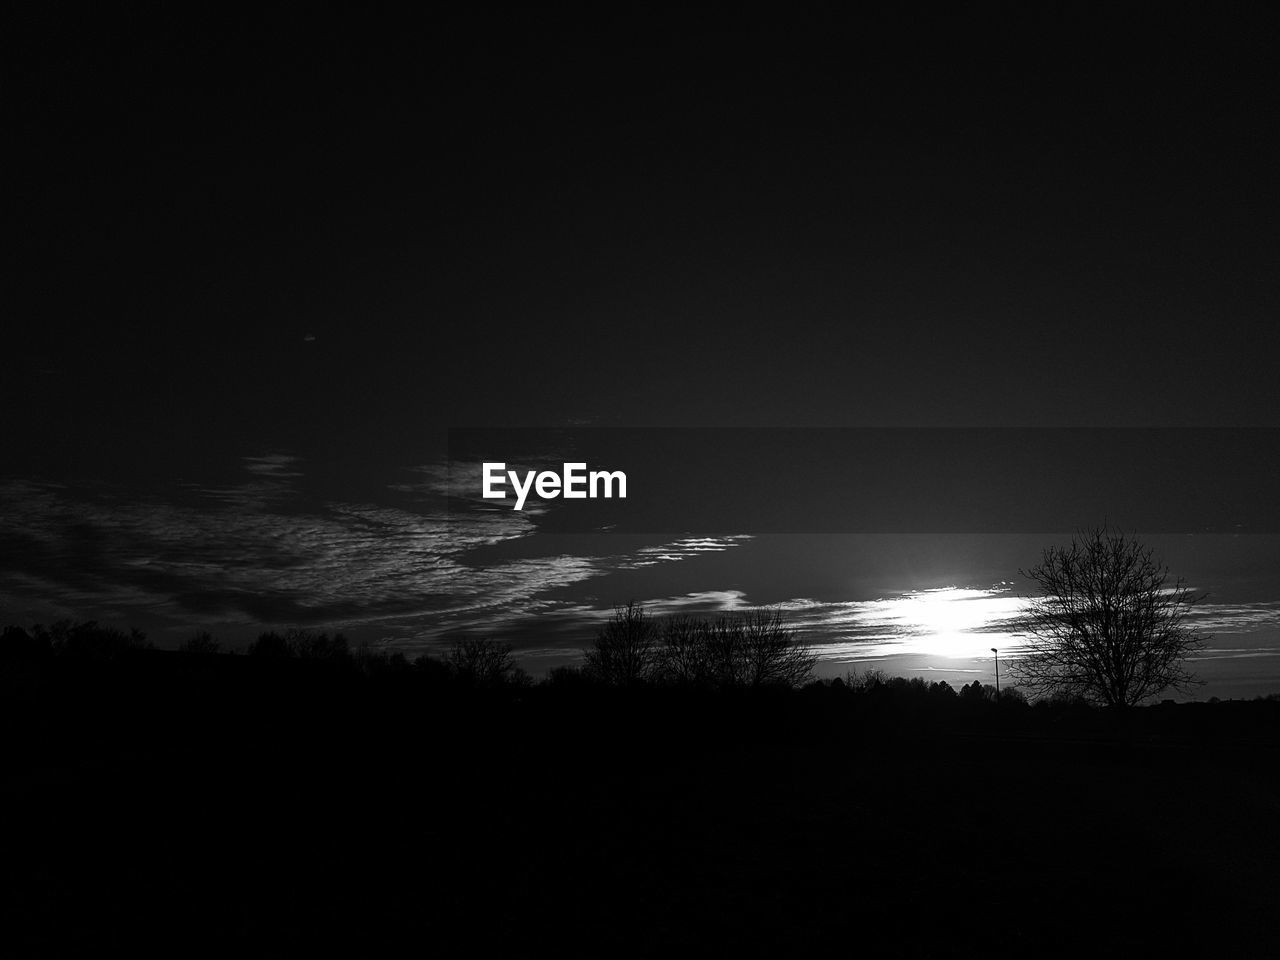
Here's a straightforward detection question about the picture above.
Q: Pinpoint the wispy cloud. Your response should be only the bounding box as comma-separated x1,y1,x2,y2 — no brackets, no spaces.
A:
1190,601,1280,634
771,586,1030,661
0,462,752,650
4,466,1279,690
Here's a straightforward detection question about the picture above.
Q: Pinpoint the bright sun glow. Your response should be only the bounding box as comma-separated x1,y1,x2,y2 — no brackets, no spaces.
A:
869,586,1027,659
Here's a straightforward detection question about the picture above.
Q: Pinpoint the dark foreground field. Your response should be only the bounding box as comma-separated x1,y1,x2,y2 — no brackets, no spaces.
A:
4,654,1279,957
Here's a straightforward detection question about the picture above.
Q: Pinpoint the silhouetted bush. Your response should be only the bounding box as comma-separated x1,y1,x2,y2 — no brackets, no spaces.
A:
412,653,451,685
244,629,350,661
286,629,351,662
248,631,292,658
543,665,592,690
180,631,221,654
354,642,411,677
0,625,52,661
1035,690,1091,710
36,620,151,660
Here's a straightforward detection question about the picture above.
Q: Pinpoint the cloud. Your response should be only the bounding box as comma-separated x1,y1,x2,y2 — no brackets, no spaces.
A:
777,588,1280,665
767,586,1030,660
0,465,754,650
4,465,1278,687
242,454,304,478
1189,601,1280,634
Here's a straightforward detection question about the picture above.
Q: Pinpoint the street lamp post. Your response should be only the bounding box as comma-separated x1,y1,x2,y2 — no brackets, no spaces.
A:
991,647,1000,699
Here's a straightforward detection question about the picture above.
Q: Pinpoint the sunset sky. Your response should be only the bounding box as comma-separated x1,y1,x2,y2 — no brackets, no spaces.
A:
6,8,1279,698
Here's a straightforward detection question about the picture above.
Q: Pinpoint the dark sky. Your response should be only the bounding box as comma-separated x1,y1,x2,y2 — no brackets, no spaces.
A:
10,7,1280,454
4,7,1280,691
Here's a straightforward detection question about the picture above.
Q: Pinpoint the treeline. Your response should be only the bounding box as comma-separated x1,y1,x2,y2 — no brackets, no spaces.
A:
580,602,816,688
0,620,529,689
0,614,1123,713
0,602,821,693
840,668,1028,705
2,620,153,660
6,613,1279,710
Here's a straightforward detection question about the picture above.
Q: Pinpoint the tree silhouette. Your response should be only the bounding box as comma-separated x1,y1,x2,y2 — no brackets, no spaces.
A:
1012,527,1207,706
286,629,350,661
37,620,151,659
655,614,715,685
0,625,51,661
736,606,816,688
246,629,350,660
180,631,221,654
247,631,291,658
446,637,517,686
589,603,816,689
584,601,659,685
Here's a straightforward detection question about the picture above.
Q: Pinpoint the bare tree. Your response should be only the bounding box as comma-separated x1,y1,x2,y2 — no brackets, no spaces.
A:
446,637,516,686
180,631,221,654
736,607,816,688
655,614,713,685
287,629,351,661
702,614,744,686
1012,527,1207,706
649,606,816,689
584,601,658,685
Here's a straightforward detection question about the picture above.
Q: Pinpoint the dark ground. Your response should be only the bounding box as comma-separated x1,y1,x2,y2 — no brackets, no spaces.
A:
3,653,1278,957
